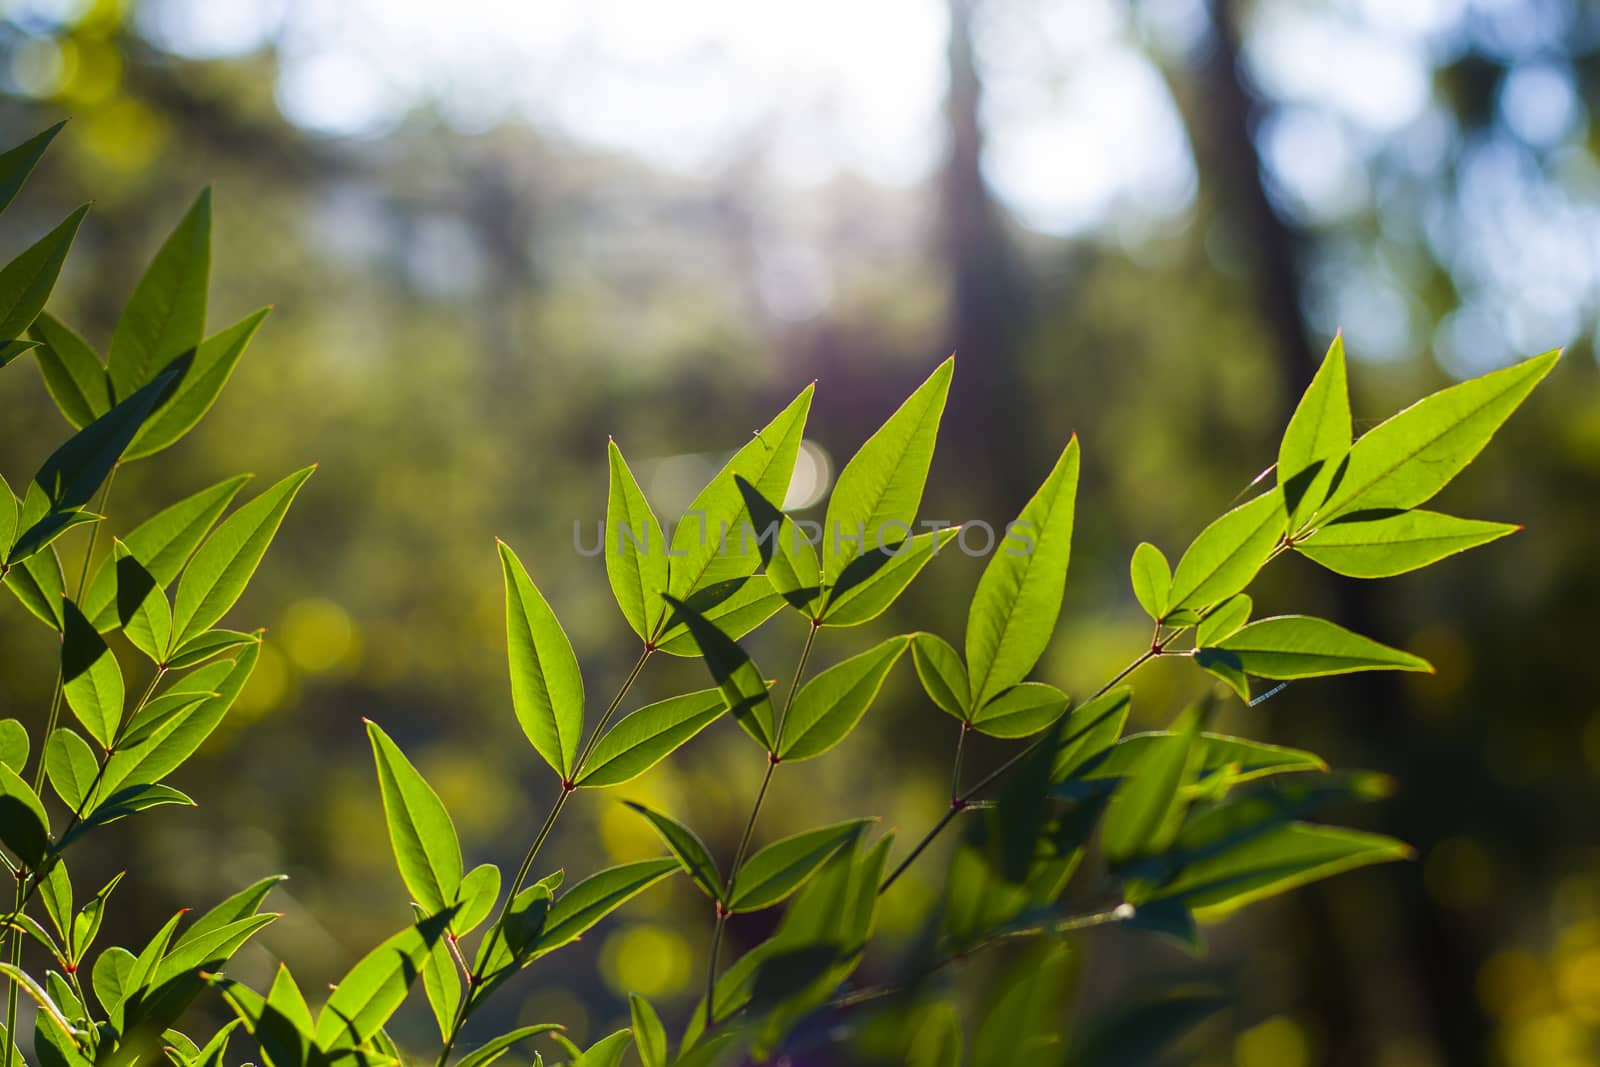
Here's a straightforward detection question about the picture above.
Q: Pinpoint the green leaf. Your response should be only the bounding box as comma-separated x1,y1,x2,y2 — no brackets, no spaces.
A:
820,526,958,627
908,1003,963,1067
0,762,51,867
5,541,66,630
1130,542,1172,621
10,357,190,564
314,910,454,1048
82,474,251,631
454,1025,566,1067
571,1030,632,1067
605,440,668,641
166,628,256,670
1145,823,1410,920
665,383,813,605
1166,489,1285,617
1296,509,1519,578
1195,615,1432,679
171,466,314,648
419,905,460,1044
454,862,501,935
973,940,1076,1067
0,473,14,554
728,819,870,912
910,631,968,722
93,946,136,1020
499,541,585,779
112,541,172,663
575,688,725,788
45,729,99,812
0,204,88,341
366,721,463,914
1279,335,1352,527
0,122,65,215
62,600,124,749
150,912,276,988
176,874,286,952
662,594,775,751
29,312,110,429
629,995,668,1067
1194,593,1251,647
763,516,822,617
822,358,951,583
0,720,28,773
1316,349,1560,522
107,189,210,401
1051,687,1134,782
624,802,724,902
966,436,1080,707
67,782,194,841
1101,704,1203,865
530,858,679,956
118,690,213,749
779,636,909,761
69,871,123,966
652,575,784,657
970,682,1071,740
126,307,269,460
1084,732,1325,786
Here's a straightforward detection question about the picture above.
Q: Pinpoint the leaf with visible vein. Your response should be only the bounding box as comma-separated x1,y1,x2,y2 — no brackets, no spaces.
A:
499,541,585,778
1195,615,1432,679
1296,509,1518,578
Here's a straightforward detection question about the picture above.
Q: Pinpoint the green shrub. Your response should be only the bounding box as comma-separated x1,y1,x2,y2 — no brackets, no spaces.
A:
0,125,1560,1066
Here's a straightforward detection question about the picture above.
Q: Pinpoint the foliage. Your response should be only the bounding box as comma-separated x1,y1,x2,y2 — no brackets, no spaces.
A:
0,127,1561,1067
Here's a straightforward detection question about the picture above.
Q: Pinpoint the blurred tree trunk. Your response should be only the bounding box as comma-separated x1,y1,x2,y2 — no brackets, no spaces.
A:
1165,2,1492,1064
938,0,1036,516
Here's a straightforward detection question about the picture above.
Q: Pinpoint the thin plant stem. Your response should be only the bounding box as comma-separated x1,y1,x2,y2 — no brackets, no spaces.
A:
705,619,819,1031
950,722,970,802
436,646,651,1067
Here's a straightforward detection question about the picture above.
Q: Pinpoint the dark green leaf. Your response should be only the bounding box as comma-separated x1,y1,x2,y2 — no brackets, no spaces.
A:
1051,687,1133,782
107,189,209,400
5,541,66,630
61,600,123,749
0,762,51,867
966,437,1080,707
0,122,65,214
1064,987,1226,1067
973,940,1075,1067
624,802,723,902
576,688,725,788
29,312,110,429
112,541,172,663
779,636,909,761
1101,704,1203,865
652,576,784,657
0,204,88,341
126,307,268,460
499,541,585,779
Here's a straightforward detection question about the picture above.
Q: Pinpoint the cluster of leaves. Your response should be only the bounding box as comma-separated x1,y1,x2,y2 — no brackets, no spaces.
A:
0,121,1562,1067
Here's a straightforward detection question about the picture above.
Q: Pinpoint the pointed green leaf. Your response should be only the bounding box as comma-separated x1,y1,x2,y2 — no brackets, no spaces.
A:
150,912,276,988
1130,542,1172,622
822,359,951,583
779,637,909,761
454,1025,566,1067
5,541,66,630
1296,509,1519,578
0,122,65,214
108,190,210,400
765,517,822,617
605,440,668,641
1051,687,1134,782
165,628,255,670
65,782,194,842
499,541,585,778
1196,615,1432,679
970,682,1071,740
1166,490,1285,617
1195,594,1252,647
821,526,958,627
126,307,269,459
314,910,454,1048
112,541,172,663
1316,349,1560,522
576,688,725,788
662,594,775,751
176,875,286,952
624,802,723,902
82,474,251,631
665,384,813,604
29,312,110,429
62,600,124,749
0,338,33,370
1280,335,1351,526
966,436,1080,707
728,819,870,912
420,923,461,1045
630,994,668,1067
171,466,314,647
1085,732,1325,786
117,690,213,749
366,721,464,914
530,858,679,955
653,575,784,657
1101,705,1203,865
45,729,99,812
910,631,968,722
0,204,88,340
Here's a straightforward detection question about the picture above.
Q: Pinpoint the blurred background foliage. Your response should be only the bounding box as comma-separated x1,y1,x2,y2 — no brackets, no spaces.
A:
1,0,1598,1063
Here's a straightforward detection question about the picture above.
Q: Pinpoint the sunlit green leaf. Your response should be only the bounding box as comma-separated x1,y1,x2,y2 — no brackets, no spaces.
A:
166,628,255,670
1166,489,1285,617
45,728,99,812
531,858,679,956
966,436,1079,708
1130,541,1171,622
1051,686,1133,782
314,910,454,1048
1101,704,1203,865
910,631,968,722
653,575,783,657
62,600,124,749
29,312,110,429
455,862,501,935
0,720,27,774
605,440,668,641
1194,593,1251,646
127,307,269,460
821,527,958,627
499,541,585,779
576,689,725,788
630,994,668,1067
107,189,210,400
624,801,724,902
907,1002,962,1067
779,636,909,761
366,720,463,914
454,1025,565,1067
1279,335,1351,527
0,204,88,341
663,594,775,750
970,681,1071,740
112,541,172,663
728,819,869,912
822,358,951,583
5,540,66,630
1196,615,1432,679
1296,509,1518,578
